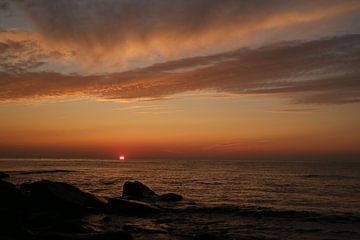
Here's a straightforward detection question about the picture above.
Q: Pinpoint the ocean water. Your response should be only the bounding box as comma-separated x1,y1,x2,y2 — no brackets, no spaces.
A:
1,158,360,239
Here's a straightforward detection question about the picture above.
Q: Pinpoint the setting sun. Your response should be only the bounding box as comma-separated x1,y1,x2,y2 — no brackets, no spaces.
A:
119,155,125,160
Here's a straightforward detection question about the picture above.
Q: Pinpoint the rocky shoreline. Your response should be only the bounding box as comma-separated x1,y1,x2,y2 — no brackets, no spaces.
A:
0,172,216,240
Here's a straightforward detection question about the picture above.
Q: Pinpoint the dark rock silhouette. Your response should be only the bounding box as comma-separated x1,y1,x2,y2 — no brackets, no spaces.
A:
42,219,96,234
21,180,104,214
0,179,185,240
34,231,133,240
123,224,167,234
122,181,158,200
0,172,9,180
108,198,161,216
193,233,221,240
160,192,183,202
0,180,28,239
122,180,183,202
0,180,26,207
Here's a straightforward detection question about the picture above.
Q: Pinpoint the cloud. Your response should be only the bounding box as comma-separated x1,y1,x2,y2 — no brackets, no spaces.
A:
0,34,359,104
0,39,46,73
0,30,71,74
263,108,316,114
0,0,9,12
9,0,360,71
113,104,182,114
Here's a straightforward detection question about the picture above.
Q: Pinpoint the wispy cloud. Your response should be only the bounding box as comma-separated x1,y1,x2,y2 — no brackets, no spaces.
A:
0,0,357,72
136,109,184,115
202,139,271,152
0,0,9,12
113,104,183,115
0,34,359,105
263,108,317,114
113,105,161,111
0,39,65,73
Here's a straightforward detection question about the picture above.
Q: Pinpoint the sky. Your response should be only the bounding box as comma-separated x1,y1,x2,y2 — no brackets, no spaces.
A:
0,0,359,160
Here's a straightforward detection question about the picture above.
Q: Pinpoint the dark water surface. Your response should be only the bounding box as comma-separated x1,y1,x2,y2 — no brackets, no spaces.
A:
1,158,360,239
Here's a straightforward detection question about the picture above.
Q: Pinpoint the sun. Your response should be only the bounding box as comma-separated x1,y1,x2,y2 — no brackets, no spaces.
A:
119,155,125,160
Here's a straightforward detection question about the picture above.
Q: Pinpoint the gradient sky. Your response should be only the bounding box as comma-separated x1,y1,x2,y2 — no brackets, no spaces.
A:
0,0,359,160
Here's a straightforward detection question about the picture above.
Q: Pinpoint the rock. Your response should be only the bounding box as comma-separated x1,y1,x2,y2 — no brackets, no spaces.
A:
123,224,168,234
122,181,157,200
45,219,96,234
0,229,31,240
0,180,28,234
90,231,133,240
34,231,133,240
101,216,111,223
21,180,104,216
108,198,161,216
159,193,183,202
0,172,9,180
0,180,26,207
193,233,221,240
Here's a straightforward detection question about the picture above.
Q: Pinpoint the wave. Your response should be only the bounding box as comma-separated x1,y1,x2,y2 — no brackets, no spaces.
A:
9,170,78,175
174,204,360,224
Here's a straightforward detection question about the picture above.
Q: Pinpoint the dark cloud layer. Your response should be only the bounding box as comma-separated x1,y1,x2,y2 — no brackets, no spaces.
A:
0,0,9,11
0,34,359,104
9,0,360,66
0,32,65,73
17,0,358,40
15,0,307,42
0,39,44,73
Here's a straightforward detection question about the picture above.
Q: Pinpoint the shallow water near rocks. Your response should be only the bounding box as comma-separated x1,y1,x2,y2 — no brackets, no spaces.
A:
1,158,360,239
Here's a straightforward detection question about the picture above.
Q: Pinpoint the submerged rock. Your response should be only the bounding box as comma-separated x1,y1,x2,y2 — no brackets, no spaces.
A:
122,181,158,200
0,172,9,180
108,198,161,216
159,193,183,202
21,180,104,215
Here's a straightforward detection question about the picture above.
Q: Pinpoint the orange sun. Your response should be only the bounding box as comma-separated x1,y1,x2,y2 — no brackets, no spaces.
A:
119,155,125,160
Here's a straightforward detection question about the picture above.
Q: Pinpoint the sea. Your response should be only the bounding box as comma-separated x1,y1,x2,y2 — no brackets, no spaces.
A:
1,158,360,240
